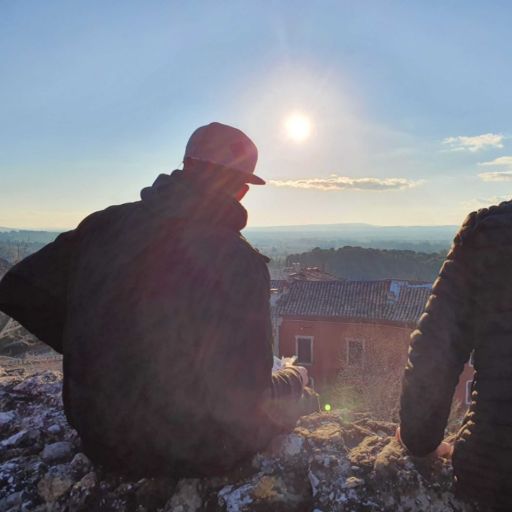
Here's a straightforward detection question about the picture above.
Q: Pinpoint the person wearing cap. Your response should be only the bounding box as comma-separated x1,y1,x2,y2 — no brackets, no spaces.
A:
0,122,319,477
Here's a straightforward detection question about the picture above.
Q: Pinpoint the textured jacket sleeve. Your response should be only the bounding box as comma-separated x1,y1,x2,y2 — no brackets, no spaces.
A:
399,212,478,456
0,230,76,354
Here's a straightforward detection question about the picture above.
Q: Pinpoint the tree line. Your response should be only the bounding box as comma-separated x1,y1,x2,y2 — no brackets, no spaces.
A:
286,246,447,282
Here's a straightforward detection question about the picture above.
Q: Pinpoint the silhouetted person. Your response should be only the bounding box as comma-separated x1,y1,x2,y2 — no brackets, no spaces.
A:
0,122,319,477
399,201,512,511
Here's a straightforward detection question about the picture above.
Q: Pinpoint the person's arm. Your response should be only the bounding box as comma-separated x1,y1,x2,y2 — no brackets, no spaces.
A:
399,212,478,457
0,230,76,354
207,236,305,413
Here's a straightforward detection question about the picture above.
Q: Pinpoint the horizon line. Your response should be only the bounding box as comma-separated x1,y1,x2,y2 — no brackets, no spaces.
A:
1,221,460,232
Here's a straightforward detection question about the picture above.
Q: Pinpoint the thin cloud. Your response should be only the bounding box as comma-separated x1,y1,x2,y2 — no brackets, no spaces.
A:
443,133,504,152
269,175,423,191
478,156,512,168
478,171,512,182
461,196,510,210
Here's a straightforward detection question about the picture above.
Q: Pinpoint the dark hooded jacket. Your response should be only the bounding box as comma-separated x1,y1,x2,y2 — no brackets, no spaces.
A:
400,200,512,510
0,171,303,476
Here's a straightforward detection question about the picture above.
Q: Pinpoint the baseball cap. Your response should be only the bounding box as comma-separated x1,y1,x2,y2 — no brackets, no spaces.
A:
184,122,265,185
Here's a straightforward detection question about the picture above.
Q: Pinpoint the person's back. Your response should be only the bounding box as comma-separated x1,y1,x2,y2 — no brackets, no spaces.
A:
399,199,512,510
64,171,274,475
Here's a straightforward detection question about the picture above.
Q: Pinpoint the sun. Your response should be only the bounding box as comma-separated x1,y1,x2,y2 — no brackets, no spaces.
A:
284,113,312,142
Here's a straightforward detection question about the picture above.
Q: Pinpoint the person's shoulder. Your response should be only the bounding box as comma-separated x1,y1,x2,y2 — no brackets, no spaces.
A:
75,201,143,233
229,234,270,272
205,229,270,280
457,199,512,247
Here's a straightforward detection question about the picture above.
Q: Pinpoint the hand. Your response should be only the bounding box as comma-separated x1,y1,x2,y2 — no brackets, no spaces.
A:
295,366,309,387
395,427,453,459
395,426,402,443
434,441,453,459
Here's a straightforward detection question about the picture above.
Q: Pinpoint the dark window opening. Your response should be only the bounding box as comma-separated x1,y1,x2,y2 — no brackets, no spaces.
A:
296,337,313,364
347,339,364,367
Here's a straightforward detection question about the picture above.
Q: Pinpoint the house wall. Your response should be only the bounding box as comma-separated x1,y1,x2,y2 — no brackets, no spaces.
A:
278,316,474,406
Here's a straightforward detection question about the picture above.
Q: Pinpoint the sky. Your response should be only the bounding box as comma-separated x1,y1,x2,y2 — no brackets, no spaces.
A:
1,0,512,230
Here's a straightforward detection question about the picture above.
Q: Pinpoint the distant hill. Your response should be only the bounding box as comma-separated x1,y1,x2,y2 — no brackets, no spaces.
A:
0,229,60,244
0,230,60,264
0,223,458,265
244,223,457,261
0,256,10,278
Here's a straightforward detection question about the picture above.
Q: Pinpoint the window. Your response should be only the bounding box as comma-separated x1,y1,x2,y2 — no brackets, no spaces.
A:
347,339,364,367
466,380,473,405
296,336,313,365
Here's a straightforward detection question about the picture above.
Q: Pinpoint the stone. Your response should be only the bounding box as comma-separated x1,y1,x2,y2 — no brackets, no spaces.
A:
343,476,364,489
218,473,312,512
164,479,202,512
1,428,41,452
41,441,75,464
67,471,97,512
0,490,23,510
37,466,75,502
69,453,92,479
1,368,479,512
135,477,176,510
48,424,62,435
0,411,16,432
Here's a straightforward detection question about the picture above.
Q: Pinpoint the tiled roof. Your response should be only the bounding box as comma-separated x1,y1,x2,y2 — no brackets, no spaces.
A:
287,268,340,282
277,279,432,325
270,279,288,291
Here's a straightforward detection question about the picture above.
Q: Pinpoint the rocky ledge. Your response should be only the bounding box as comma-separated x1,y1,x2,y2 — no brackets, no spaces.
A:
0,368,476,512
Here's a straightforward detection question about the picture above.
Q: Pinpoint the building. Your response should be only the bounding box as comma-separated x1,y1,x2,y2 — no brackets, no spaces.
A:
276,279,473,406
269,266,340,356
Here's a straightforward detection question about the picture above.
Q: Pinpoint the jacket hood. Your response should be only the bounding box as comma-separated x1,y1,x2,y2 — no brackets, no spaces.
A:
140,170,248,232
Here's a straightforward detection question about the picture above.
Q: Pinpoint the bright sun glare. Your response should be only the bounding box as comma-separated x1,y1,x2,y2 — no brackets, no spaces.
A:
284,113,312,142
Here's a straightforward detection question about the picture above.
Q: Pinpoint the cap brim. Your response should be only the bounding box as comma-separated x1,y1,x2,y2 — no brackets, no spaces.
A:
244,173,266,185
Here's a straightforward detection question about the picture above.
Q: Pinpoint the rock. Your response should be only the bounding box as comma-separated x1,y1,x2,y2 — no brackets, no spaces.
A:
0,490,23,510
48,424,62,435
0,411,16,433
1,428,41,453
37,465,75,502
134,477,176,510
69,453,92,480
374,437,405,479
218,473,312,512
41,441,74,464
67,471,97,512
1,430,29,449
0,370,478,512
164,479,202,512
344,476,364,489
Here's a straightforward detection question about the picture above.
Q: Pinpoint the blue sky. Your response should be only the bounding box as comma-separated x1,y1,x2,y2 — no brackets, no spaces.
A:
1,1,512,229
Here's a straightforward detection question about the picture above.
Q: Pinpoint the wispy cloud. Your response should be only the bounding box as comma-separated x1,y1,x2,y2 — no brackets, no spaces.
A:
478,156,512,181
269,175,423,191
443,133,504,152
461,196,510,210
478,156,512,168
478,171,512,182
